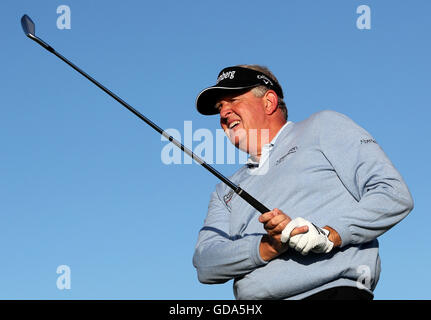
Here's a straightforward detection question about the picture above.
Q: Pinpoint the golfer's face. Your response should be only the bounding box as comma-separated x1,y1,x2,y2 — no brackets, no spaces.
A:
217,90,267,154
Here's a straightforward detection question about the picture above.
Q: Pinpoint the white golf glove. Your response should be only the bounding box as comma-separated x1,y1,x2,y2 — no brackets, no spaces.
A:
281,217,334,255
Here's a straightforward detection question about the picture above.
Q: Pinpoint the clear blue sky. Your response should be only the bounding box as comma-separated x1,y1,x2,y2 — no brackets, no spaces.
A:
1,0,429,299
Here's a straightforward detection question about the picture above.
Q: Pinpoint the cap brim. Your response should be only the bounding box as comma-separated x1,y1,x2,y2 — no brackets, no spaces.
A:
196,85,259,115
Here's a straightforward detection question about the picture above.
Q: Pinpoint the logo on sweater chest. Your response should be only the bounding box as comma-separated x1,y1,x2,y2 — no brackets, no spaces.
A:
275,146,298,165
360,138,377,145
223,188,235,211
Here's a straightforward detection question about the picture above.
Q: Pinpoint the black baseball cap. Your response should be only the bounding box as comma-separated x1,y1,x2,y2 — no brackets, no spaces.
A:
196,66,284,115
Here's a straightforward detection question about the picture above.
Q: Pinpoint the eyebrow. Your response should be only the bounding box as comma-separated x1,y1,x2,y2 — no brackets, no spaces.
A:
215,94,242,113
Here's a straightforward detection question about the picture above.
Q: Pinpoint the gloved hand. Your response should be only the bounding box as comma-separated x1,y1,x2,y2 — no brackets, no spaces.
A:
281,217,334,255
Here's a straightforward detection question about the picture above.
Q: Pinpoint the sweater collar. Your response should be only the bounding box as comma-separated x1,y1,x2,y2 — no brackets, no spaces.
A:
246,121,293,168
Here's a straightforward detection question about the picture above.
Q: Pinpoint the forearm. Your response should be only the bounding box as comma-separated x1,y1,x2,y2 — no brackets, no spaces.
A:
326,190,413,247
193,234,267,283
259,234,284,261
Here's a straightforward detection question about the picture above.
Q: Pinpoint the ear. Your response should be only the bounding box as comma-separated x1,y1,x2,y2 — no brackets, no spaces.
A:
263,90,279,115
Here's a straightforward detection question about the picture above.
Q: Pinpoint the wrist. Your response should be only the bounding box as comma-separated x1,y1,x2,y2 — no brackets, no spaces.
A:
259,235,280,261
323,226,342,248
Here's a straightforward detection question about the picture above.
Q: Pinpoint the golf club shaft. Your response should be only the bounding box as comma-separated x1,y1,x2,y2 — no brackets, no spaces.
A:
27,34,270,214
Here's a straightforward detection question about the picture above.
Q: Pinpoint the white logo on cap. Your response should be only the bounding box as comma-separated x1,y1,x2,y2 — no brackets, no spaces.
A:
217,71,236,84
257,74,273,86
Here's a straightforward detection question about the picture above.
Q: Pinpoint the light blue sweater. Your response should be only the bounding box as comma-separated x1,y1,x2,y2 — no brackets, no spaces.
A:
193,110,413,299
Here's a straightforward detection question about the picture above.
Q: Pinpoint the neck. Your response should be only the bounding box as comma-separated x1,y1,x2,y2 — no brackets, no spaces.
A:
250,120,287,161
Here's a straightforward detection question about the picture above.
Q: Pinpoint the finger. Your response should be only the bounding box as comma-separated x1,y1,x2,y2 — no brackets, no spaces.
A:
290,225,309,237
302,239,316,256
270,218,291,234
258,210,277,223
261,208,288,222
281,217,308,243
289,234,303,249
270,214,297,234
273,208,289,218
294,234,310,254
281,217,304,243
265,214,290,230
272,208,281,215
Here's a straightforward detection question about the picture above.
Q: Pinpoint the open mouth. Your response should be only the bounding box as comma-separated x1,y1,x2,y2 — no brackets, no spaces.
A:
228,120,241,129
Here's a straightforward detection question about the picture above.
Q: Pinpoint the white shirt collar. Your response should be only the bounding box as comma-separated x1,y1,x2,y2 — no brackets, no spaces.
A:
247,121,292,169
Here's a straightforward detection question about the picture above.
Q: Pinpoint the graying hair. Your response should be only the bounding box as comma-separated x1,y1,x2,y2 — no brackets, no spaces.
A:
238,65,288,120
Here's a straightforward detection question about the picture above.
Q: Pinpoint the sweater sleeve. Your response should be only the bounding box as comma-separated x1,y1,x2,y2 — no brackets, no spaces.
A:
316,111,414,247
192,188,268,284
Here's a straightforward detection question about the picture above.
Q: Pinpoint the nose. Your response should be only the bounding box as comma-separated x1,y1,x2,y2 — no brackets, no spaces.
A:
219,102,233,120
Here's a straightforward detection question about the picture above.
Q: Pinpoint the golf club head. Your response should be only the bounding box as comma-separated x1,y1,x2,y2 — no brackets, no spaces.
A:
20,15,55,52
21,14,35,37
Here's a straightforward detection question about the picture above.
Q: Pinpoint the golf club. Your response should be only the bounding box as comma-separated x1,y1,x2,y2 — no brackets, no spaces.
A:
20,14,270,214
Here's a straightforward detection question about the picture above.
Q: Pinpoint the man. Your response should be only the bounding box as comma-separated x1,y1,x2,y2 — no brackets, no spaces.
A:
192,65,413,300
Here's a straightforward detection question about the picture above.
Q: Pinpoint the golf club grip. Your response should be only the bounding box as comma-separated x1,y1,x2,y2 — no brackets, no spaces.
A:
235,188,270,214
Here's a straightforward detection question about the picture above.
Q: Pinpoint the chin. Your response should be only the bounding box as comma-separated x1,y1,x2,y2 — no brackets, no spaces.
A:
226,128,248,151
232,135,249,153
